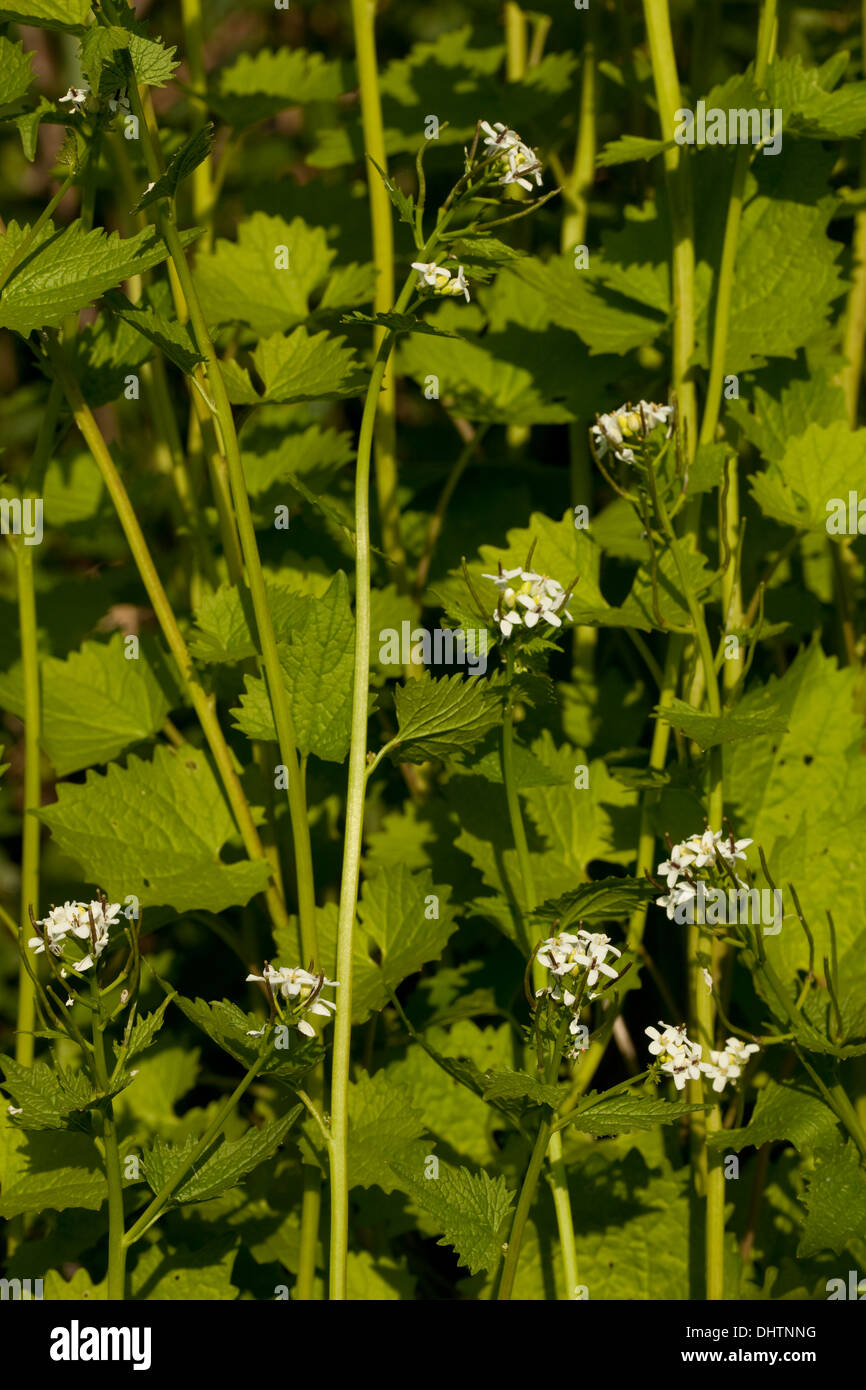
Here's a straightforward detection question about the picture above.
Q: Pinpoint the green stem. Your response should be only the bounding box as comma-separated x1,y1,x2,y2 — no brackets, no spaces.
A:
124,78,318,965
12,536,40,1067
328,337,397,1299
350,0,405,583
699,0,777,447
124,1054,270,1248
497,1117,550,1299
501,650,535,957
642,0,697,453
91,987,127,1299
180,0,214,255
43,340,289,935
504,2,528,80
561,26,596,252
0,170,76,296
500,646,578,1300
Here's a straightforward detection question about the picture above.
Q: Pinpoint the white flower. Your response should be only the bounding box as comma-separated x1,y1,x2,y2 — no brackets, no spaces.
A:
646,1021,703,1089
536,932,582,975
59,84,89,112
657,840,696,888
445,264,470,301
700,1048,743,1093
411,261,471,302
479,120,543,191
722,1036,760,1062
480,120,522,153
500,142,543,191
656,879,696,920
571,930,621,987
8,1104,22,1116
656,828,754,909
484,568,573,640
246,962,339,1038
645,1020,691,1056
662,1045,703,1090
591,401,673,464
109,88,130,113
29,898,121,970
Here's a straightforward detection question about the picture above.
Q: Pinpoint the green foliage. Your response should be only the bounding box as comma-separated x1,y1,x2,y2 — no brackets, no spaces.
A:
38,746,273,912
1,0,864,1308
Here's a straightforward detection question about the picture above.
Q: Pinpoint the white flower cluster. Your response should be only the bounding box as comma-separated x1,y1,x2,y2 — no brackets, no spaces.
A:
246,963,338,1039
411,261,470,301
656,827,753,920
29,898,122,972
58,84,130,115
646,1021,759,1093
591,401,673,464
59,84,89,112
536,929,622,1057
484,567,573,639
480,120,543,192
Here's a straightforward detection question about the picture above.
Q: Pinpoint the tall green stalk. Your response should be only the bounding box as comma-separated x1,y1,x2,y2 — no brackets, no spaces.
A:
44,343,289,937
498,649,579,1301
699,0,778,447
642,0,697,453
91,979,127,1300
12,536,39,1068
121,74,318,969
350,0,406,583
841,0,866,428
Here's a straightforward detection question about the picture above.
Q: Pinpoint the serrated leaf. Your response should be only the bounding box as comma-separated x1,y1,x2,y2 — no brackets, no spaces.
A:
343,309,458,338
534,876,655,926
750,421,866,532
568,1094,707,1136
768,54,866,140
103,289,204,375
194,213,334,335
209,46,347,127
191,578,304,665
656,697,790,750
343,867,459,1024
142,1107,301,1204
726,645,866,972
80,22,178,94
113,996,173,1067
399,327,575,424
0,36,34,107
0,1119,106,1218
798,1140,866,1257
231,573,354,762
0,0,90,31
389,1160,513,1276
38,745,272,913
481,1071,560,1109
221,327,364,405
0,1058,94,1132
0,220,200,335
390,671,504,765
174,995,322,1086
131,124,215,212
0,633,173,776
597,134,671,166
347,1071,428,1193
128,1236,239,1300
369,157,415,227
710,1077,841,1158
